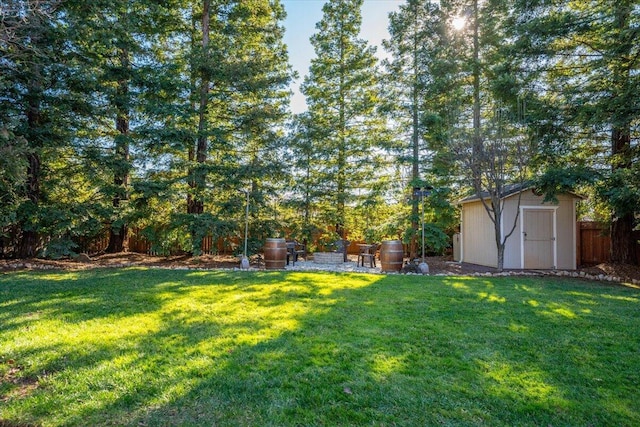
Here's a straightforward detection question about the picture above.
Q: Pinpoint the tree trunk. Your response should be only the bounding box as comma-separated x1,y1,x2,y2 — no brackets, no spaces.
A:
471,0,482,161
336,23,346,240
610,128,636,264
609,2,636,265
17,152,41,258
17,67,43,258
496,243,505,272
493,197,504,272
470,0,484,203
188,0,210,216
409,27,420,260
106,48,131,253
611,212,636,264
106,226,127,254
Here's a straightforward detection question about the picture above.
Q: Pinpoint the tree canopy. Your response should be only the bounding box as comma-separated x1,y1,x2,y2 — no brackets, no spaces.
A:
0,0,637,264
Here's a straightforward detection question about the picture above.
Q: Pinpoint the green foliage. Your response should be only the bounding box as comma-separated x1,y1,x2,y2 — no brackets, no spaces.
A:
374,208,408,242
314,230,342,252
535,166,596,203
0,0,295,258
3,0,638,264
598,167,640,219
507,0,640,260
0,130,27,229
173,213,237,256
301,0,391,237
422,223,451,255
139,223,191,257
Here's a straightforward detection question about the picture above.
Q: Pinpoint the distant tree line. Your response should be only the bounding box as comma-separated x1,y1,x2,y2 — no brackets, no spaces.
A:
1,0,637,265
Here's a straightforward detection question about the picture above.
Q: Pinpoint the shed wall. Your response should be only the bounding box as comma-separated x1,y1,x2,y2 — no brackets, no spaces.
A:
502,196,521,268
461,190,578,270
555,194,578,269
461,200,498,268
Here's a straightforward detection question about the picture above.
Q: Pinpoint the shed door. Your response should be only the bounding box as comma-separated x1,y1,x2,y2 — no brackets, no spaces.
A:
523,209,555,269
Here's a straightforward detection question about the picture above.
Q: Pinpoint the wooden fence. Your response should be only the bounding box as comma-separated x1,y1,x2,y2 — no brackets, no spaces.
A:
577,221,640,266
76,228,368,257
76,229,239,256
577,222,611,266
77,223,635,265
8,222,638,265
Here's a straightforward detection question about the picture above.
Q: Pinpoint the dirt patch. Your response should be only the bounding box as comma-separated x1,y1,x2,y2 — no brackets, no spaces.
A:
1,358,39,406
577,262,640,283
406,256,640,284
0,253,244,271
1,253,639,283
419,256,498,276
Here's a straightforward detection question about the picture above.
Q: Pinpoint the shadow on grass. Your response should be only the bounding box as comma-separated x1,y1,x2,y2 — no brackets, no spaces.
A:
1,270,639,426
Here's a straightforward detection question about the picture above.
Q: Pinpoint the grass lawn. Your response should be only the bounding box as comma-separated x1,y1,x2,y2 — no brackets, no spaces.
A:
1,268,639,426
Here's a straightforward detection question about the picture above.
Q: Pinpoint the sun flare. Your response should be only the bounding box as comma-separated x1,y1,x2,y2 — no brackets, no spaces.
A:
452,16,466,31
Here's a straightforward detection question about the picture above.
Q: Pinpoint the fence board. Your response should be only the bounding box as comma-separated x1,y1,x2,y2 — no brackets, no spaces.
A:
579,222,610,265
75,233,110,255
127,228,152,254
578,221,640,266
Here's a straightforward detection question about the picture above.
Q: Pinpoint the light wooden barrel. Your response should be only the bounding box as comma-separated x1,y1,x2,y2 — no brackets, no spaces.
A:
264,238,287,270
380,240,404,272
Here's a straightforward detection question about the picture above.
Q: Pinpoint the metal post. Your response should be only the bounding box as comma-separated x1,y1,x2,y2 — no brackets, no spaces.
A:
240,189,250,269
421,188,425,263
244,190,249,257
418,187,429,274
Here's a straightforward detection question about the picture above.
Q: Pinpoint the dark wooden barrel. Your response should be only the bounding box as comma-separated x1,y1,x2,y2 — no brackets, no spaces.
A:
264,238,287,270
380,240,404,272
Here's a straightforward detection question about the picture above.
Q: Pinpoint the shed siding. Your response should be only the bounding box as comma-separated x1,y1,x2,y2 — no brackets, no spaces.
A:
460,190,579,270
502,196,521,268
461,201,498,268
555,194,577,269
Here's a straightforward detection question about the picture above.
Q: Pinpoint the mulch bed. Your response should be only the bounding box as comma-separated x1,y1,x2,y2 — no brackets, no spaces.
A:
1,253,639,284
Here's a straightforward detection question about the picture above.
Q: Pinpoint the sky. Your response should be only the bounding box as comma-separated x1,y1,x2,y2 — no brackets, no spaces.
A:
281,0,405,114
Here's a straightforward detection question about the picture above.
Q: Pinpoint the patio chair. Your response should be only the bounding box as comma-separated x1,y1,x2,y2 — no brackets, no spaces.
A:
357,243,378,268
333,239,351,262
286,240,307,266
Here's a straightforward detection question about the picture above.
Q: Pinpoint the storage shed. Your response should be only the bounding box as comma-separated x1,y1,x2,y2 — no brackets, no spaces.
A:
458,185,582,270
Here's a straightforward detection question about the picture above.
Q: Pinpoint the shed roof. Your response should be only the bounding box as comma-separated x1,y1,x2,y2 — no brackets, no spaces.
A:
458,183,531,205
458,182,584,205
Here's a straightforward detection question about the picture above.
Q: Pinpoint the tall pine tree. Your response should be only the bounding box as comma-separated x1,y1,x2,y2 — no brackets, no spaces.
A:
383,0,459,259
510,0,640,264
301,0,388,239
0,0,74,257
443,0,534,270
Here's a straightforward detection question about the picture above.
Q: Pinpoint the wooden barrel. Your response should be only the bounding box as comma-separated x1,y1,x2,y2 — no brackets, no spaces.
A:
380,240,404,272
264,238,287,270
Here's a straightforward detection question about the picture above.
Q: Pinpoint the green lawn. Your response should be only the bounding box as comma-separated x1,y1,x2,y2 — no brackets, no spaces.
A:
1,269,639,426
